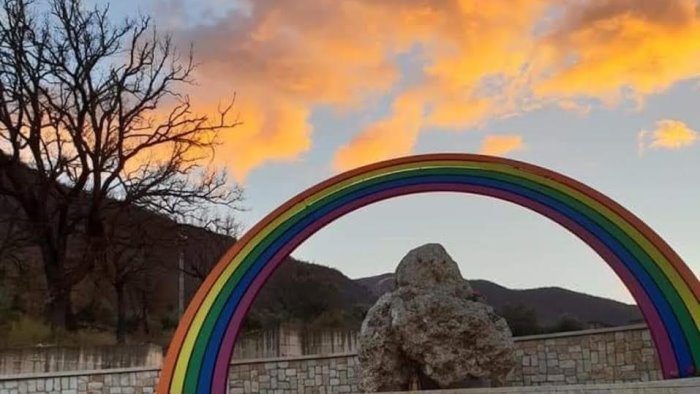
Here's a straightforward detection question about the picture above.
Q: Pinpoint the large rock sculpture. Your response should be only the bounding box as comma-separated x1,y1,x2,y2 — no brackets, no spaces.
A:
358,243,515,392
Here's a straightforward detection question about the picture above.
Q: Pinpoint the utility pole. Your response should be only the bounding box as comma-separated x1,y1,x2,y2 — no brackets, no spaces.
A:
178,230,188,319
178,248,184,319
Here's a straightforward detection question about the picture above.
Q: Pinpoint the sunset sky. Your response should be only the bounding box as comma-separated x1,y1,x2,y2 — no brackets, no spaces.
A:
107,0,700,304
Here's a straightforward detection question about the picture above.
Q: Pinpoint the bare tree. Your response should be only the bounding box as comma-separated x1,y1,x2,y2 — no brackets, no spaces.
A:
99,213,150,343
0,0,242,329
97,205,174,343
177,215,239,283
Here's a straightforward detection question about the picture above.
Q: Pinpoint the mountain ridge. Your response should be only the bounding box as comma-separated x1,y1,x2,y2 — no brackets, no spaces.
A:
355,273,642,327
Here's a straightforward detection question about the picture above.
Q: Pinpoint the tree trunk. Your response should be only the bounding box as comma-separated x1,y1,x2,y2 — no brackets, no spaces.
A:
46,288,73,330
40,241,75,330
141,290,150,335
115,281,126,344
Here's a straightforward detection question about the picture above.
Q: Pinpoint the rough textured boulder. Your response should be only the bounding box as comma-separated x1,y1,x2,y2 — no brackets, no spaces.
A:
358,244,515,392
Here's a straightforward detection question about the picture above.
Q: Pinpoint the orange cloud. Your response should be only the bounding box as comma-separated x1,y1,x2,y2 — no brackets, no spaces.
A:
479,135,525,156
176,0,416,179
170,0,700,178
534,0,700,103
334,0,548,170
333,92,424,171
639,120,698,153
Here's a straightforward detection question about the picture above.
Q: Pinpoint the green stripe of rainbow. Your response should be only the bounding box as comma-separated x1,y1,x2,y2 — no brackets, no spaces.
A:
158,154,699,393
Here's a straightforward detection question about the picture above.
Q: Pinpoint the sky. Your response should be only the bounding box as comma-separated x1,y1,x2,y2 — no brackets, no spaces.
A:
103,0,700,304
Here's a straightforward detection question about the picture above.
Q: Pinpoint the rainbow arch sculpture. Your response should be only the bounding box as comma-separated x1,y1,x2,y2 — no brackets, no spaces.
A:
158,154,700,394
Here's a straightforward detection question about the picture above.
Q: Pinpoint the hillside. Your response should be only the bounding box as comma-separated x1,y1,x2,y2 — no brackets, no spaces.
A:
356,273,642,327
245,259,376,330
0,160,643,342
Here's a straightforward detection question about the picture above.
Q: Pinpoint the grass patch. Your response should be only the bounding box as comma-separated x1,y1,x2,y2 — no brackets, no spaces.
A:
0,316,116,348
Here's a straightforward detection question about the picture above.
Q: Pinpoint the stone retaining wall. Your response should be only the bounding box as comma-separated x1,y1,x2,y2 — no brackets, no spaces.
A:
506,324,661,386
0,367,159,394
0,345,163,375
229,354,358,394
226,324,662,392
1,367,697,394
0,324,669,393
233,325,358,360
